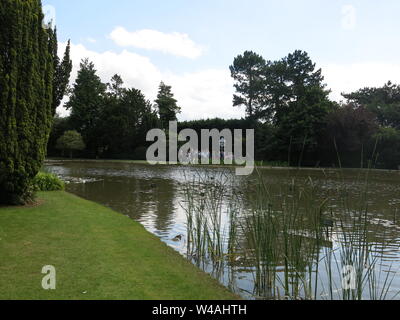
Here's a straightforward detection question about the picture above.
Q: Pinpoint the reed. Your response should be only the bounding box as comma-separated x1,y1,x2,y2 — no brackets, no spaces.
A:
181,169,239,271
180,164,400,300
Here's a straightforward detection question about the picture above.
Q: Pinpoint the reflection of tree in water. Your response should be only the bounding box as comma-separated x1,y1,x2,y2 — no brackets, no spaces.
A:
48,162,180,234
69,177,152,222
152,179,176,232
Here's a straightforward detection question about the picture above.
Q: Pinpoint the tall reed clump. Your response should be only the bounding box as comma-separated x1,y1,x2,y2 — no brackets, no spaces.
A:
321,164,400,300
181,169,240,273
242,166,400,300
180,165,400,300
241,170,329,300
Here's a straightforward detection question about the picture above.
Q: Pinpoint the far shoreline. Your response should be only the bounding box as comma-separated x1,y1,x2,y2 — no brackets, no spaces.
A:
44,158,400,174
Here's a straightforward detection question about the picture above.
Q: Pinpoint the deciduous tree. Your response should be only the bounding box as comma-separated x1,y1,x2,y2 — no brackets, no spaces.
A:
56,130,85,158
343,82,400,129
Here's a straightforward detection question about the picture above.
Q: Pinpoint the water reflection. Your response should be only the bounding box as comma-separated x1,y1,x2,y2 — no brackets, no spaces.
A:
44,161,400,299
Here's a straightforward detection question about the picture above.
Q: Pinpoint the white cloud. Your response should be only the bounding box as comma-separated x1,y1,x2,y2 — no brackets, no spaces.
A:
109,27,204,59
166,69,240,120
341,5,357,30
323,62,400,102
56,42,240,120
59,41,162,98
58,42,400,121
86,37,97,43
56,42,162,117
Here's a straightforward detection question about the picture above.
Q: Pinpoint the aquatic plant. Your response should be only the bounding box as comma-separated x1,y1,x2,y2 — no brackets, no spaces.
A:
180,164,400,300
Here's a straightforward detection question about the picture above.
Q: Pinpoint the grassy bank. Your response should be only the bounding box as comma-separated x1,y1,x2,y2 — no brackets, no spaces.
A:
0,192,238,300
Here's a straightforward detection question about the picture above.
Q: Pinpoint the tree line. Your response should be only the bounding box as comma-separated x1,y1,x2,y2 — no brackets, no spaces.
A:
1,1,399,206
50,50,400,169
48,59,181,160
228,50,400,168
226,50,400,168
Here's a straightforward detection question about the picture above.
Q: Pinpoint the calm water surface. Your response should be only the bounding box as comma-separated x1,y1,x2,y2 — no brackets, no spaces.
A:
44,161,400,299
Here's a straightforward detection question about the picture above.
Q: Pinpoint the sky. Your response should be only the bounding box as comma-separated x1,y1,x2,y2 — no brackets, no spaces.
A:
43,0,400,120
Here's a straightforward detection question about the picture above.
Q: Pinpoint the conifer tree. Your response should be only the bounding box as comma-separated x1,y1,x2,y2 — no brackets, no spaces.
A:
66,59,107,157
155,82,181,129
49,28,72,112
230,51,267,120
0,0,65,204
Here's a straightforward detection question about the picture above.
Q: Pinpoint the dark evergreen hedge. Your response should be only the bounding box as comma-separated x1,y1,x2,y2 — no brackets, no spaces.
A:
0,0,54,204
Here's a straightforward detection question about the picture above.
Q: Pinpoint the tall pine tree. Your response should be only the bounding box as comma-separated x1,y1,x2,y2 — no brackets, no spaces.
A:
0,0,61,204
230,51,266,120
155,82,181,129
48,28,72,113
66,59,107,157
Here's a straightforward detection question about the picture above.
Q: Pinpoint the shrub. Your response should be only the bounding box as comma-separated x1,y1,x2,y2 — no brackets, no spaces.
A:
32,173,65,192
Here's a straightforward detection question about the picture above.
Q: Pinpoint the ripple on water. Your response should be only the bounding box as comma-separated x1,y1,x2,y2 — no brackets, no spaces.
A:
44,162,400,300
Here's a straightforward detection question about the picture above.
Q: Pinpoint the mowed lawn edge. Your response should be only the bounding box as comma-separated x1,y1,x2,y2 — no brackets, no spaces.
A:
0,191,239,300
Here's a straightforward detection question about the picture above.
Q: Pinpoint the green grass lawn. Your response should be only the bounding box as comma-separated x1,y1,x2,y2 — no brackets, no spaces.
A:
0,192,238,300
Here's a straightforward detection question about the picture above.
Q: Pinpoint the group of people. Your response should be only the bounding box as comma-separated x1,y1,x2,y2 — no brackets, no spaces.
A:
178,150,234,164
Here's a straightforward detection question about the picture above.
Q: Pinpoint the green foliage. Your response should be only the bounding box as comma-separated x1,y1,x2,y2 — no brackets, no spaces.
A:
0,0,58,204
230,51,267,119
343,81,400,128
45,49,400,170
178,117,253,132
374,127,400,169
324,105,378,167
62,68,160,160
47,114,73,156
155,82,181,128
230,50,335,164
66,59,107,157
100,85,158,158
31,172,64,191
271,50,331,122
343,83,400,167
97,74,160,159
107,74,124,98
274,85,336,164
56,130,85,158
178,118,273,161
52,35,72,111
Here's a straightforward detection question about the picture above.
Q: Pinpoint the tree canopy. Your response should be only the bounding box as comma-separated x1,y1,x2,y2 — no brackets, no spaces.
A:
56,130,85,158
230,51,267,120
47,50,400,170
155,82,181,129
343,82,400,129
66,58,107,157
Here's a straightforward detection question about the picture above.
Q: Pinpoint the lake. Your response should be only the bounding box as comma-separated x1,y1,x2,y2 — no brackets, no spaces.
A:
44,160,400,300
